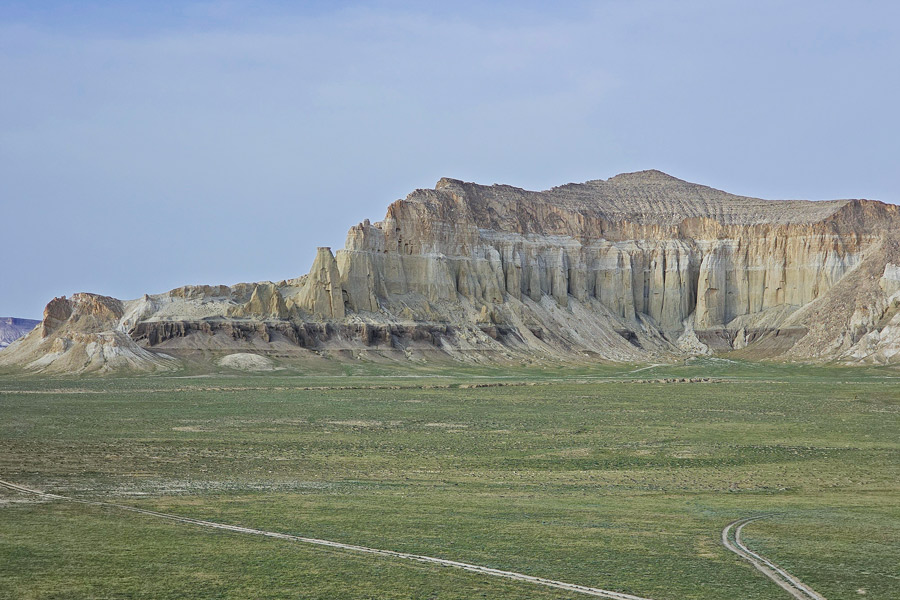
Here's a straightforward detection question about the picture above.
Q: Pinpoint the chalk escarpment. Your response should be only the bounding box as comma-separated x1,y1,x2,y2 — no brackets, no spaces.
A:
3,170,899,373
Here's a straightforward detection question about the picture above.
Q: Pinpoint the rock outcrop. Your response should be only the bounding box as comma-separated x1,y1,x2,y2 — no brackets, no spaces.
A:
0,294,177,374
3,170,899,374
296,247,346,319
332,174,883,334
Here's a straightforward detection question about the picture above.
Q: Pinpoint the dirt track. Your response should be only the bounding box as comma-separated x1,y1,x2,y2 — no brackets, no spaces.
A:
0,479,652,600
721,516,826,600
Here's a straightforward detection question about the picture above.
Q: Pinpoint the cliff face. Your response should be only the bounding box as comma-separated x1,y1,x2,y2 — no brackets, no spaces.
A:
334,173,884,334
4,170,899,374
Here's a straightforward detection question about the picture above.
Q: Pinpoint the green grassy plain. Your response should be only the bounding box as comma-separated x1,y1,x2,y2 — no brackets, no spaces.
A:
1,360,898,599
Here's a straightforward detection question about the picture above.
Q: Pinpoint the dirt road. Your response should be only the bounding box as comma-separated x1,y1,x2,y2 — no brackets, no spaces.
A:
721,515,826,600
0,479,652,600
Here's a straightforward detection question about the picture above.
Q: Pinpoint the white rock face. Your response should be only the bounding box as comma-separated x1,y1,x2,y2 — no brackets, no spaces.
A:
881,263,900,296
328,174,887,342
838,267,900,363
296,247,346,319
4,170,900,373
217,353,275,371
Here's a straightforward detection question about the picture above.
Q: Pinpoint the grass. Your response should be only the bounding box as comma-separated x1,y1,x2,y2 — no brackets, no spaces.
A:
0,362,898,599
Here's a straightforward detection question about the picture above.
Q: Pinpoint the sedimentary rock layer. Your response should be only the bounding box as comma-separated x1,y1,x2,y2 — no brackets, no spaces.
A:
3,170,899,373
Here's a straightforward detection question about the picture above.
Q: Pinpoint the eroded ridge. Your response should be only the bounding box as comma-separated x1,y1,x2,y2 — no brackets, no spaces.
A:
0,479,653,600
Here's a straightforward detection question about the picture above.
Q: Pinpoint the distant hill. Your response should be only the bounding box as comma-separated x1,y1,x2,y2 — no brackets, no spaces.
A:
0,318,40,349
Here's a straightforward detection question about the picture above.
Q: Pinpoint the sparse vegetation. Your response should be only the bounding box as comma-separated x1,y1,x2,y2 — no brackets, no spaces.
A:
1,362,897,599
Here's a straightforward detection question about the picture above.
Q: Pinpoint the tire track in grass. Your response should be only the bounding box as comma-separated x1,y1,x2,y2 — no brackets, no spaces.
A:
722,515,826,600
0,479,653,600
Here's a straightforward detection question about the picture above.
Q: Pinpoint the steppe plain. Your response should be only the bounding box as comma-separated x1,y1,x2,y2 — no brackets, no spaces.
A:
1,359,897,599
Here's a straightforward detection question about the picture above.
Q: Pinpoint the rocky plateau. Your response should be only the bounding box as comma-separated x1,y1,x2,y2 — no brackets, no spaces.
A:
3,170,899,374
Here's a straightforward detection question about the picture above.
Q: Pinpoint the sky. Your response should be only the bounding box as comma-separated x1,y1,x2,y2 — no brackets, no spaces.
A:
2,0,899,318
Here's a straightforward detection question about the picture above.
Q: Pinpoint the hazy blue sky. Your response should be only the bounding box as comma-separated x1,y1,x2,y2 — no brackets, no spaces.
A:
2,1,898,317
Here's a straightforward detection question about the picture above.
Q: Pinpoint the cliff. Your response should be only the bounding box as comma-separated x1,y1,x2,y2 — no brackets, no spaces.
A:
3,170,899,374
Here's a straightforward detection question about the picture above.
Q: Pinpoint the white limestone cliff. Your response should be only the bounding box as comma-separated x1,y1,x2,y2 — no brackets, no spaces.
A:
3,171,899,374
